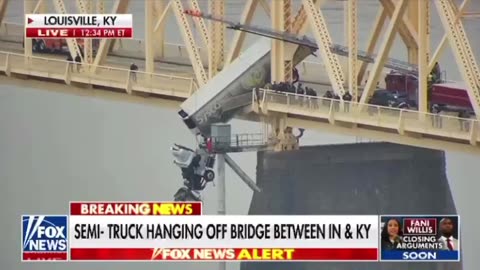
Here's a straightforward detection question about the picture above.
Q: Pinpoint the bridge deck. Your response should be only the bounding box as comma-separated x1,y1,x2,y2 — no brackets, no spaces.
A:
0,50,196,99
255,89,480,154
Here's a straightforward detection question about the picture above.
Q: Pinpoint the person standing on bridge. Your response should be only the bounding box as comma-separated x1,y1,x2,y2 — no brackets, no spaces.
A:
130,62,138,82
66,55,74,73
431,104,442,128
343,92,352,112
74,54,82,72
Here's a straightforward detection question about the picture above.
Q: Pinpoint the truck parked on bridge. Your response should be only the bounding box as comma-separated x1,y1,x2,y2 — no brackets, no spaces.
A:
384,71,474,115
23,38,100,55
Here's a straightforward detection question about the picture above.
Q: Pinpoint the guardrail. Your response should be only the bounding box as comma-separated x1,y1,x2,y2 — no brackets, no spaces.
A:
254,89,480,145
0,50,197,97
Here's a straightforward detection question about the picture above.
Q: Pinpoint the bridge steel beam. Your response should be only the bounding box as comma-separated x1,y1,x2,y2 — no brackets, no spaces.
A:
32,0,46,14
379,0,418,55
92,0,130,73
208,0,225,77
407,0,419,65
226,0,264,64
52,0,83,60
287,0,323,72
347,0,358,100
96,0,104,13
23,0,34,57
258,0,270,16
75,0,94,66
0,0,8,26
357,7,387,85
189,0,209,48
145,0,169,73
292,0,322,36
417,0,430,115
359,0,408,105
303,0,345,97
152,1,170,58
435,0,480,118
172,0,208,86
428,0,469,74
271,0,286,82
145,0,155,73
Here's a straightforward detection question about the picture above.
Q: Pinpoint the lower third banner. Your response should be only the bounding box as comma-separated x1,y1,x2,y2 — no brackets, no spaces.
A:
68,214,379,261
70,248,378,261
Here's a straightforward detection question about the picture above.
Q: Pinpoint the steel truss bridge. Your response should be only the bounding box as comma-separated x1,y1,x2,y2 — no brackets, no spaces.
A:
0,0,480,154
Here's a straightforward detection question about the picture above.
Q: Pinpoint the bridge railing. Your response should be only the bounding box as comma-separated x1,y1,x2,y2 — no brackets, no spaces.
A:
254,89,480,143
0,50,197,97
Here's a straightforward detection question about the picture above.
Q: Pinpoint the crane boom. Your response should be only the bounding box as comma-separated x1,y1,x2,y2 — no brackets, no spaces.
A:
184,10,419,76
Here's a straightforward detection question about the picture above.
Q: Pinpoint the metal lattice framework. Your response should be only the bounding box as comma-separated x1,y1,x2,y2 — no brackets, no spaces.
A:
0,0,480,154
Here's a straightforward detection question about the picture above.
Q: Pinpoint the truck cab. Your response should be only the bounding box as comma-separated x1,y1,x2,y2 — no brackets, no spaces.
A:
383,68,474,115
368,89,416,109
24,38,100,55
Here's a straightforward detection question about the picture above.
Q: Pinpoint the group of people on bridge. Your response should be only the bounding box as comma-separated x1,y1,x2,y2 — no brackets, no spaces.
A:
264,81,318,97
66,54,82,72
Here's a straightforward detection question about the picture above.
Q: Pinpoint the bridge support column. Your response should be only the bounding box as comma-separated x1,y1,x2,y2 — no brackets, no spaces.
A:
216,153,226,270
145,0,167,74
145,0,155,74
347,0,358,101
357,7,386,85
84,0,94,71
209,0,225,77
418,0,430,119
0,0,8,26
24,0,35,58
428,0,469,75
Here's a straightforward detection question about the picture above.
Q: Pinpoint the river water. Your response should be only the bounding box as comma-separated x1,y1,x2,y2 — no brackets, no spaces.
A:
1,1,479,270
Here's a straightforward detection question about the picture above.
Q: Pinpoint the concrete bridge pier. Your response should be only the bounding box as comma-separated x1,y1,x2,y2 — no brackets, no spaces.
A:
241,142,462,270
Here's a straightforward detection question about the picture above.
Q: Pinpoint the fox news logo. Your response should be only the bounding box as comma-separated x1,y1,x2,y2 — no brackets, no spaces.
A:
22,215,68,261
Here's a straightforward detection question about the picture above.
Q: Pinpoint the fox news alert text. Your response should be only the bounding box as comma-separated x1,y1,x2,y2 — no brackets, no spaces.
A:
379,215,460,262
25,14,133,38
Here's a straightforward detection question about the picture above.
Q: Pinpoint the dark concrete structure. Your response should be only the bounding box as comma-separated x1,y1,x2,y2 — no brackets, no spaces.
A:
241,142,462,270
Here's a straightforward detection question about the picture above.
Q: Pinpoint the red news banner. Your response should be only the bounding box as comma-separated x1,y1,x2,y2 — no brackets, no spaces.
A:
68,202,379,261
25,14,133,39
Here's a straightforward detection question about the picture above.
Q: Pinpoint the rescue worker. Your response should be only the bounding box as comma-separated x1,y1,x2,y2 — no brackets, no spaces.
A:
323,90,334,107
432,62,442,83
295,128,305,143
297,83,305,95
130,62,138,82
333,94,341,112
431,104,442,128
287,83,296,94
271,81,278,91
458,111,470,132
66,55,74,72
206,137,213,153
343,92,353,112
292,67,300,84
74,54,81,72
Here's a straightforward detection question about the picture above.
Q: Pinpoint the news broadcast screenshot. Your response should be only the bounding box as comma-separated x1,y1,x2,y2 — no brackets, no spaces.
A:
2,1,479,270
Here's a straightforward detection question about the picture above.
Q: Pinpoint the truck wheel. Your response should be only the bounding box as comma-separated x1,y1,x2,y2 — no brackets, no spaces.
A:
204,170,215,182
